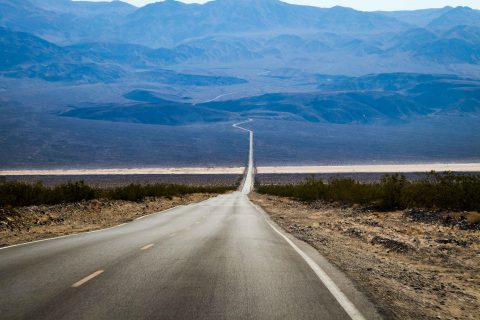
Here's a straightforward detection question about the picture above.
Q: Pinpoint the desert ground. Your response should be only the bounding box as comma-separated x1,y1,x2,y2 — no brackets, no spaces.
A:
0,194,218,247
251,193,479,320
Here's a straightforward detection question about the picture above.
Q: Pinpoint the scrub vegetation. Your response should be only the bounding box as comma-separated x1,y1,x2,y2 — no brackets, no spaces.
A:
256,172,480,211
0,179,236,208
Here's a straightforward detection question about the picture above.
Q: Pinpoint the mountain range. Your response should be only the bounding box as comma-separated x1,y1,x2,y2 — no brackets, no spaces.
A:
2,0,480,75
59,73,480,125
0,0,479,168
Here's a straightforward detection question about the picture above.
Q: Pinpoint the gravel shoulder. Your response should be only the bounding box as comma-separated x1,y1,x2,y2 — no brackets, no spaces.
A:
250,193,480,320
0,193,216,247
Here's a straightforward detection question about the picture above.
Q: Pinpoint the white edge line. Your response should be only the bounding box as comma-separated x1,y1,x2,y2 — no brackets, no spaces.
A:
251,202,366,320
0,203,192,251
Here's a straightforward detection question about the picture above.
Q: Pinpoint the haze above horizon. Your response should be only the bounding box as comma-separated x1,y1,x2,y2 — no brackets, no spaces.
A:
82,0,480,11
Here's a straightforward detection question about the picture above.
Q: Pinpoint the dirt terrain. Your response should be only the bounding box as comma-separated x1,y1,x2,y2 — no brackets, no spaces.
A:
251,193,480,320
0,194,215,247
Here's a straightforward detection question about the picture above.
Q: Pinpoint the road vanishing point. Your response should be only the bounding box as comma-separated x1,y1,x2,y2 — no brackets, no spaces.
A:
0,121,383,320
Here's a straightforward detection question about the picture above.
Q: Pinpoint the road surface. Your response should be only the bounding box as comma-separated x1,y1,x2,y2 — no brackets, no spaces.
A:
0,121,382,320
233,120,255,194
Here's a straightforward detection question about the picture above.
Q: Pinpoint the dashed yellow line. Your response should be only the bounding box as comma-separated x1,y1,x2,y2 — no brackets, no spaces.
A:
71,270,104,288
141,244,154,250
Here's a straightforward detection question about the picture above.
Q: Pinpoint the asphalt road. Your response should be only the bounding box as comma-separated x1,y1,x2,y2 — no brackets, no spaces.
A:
0,122,382,320
234,119,254,194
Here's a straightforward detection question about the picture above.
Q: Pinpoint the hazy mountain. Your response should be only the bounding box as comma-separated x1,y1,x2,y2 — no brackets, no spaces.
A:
415,38,480,64
113,0,409,47
1,0,479,75
58,74,480,125
380,7,453,27
0,27,67,70
66,42,182,66
387,28,438,51
1,0,409,46
0,28,121,82
60,102,233,126
0,0,478,86
428,6,480,30
0,27,248,84
5,63,125,83
443,25,480,44
0,0,62,40
205,73,480,123
384,27,480,64
1,0,480,168
28,0,135,16
0,0,134,44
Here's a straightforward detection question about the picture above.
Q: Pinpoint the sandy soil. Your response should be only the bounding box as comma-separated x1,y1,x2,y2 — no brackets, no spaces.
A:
3,163,480,177
257,163,480,174
0,167,244,176
0,194,215,247
251,193,480,320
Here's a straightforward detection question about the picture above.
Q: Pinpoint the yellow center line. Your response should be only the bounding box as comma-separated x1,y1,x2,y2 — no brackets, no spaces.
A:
195,221,201,224
71,270,104,288
141,244,154,250
169,233,177,237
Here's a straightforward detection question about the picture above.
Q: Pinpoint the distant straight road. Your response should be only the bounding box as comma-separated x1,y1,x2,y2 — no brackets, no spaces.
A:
0,121,381,320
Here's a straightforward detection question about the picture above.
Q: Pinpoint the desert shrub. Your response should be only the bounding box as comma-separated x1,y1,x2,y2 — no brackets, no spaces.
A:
257,172,480,211
0,179,235,207
0,181,96,207
256,176,326,201
326,177,379,205
294,176,326,201
402,172,480,211
379,174,407,210
0,181,43,207
106,183,234,202
49,181,97,204
257,176,379,206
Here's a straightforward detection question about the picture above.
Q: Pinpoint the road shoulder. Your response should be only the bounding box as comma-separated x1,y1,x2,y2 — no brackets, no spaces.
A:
249,195,386,320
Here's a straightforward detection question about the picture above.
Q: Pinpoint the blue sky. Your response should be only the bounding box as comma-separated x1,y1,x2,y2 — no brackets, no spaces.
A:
92,0,480,11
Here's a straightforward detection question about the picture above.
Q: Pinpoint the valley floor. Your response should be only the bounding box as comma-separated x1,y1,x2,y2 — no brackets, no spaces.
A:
0,167,244,176
257,163,480,174
251,193,480,320
2,162,480,177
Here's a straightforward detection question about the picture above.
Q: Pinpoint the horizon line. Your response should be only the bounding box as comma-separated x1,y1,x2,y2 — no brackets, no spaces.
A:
77,1,480,12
